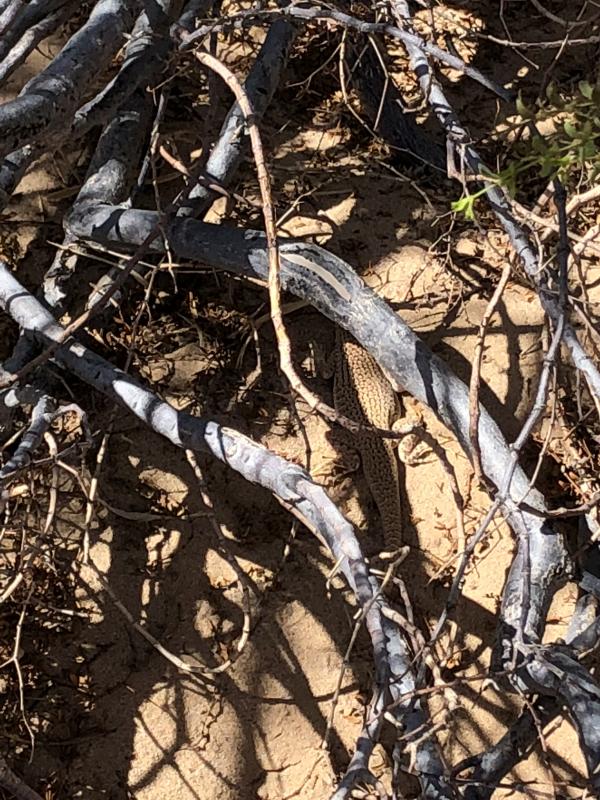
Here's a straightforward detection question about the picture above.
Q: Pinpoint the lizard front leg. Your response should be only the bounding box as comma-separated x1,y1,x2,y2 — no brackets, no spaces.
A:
392,405,431,466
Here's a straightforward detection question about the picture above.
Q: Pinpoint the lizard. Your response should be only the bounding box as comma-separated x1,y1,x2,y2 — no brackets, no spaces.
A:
330,327,418,560
279,244,422,556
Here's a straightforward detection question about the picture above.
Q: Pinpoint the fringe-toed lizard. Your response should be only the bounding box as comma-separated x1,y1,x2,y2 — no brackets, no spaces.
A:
331,328,419,559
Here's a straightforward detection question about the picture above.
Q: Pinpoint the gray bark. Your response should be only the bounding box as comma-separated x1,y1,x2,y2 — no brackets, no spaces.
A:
0,0,140,158
0,5,72,87
0,260,453,799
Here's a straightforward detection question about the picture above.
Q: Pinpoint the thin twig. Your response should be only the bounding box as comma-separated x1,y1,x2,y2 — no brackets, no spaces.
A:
179,5,513,99
469,261,512,484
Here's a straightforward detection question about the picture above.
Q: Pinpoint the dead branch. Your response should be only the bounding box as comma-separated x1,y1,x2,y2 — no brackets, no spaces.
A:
176,4,513,100
178,19,298,217
64,206,562,527
65,196,600,779
0,6,71,86
0,395,56,482
340,27,445,170
387,0,600,405
0,0,139,158
1,2,599,793
0,754,43,800
0,260,453,798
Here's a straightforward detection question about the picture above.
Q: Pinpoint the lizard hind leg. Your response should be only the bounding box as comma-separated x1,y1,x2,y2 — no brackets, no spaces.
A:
312,444,371,551
311,422,361,487
311,447,361,485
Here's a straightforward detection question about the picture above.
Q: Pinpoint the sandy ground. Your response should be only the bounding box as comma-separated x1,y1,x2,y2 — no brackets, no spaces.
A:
2,5,600,799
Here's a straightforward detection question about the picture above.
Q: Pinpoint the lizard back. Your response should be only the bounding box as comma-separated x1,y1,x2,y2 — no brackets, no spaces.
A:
333,330,403,553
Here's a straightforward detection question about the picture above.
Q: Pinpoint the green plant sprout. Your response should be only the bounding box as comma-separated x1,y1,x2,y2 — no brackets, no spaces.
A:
451,80,600,219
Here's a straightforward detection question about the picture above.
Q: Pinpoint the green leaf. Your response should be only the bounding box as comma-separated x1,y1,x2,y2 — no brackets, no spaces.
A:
451,195,476,220
451,197,467,213
563,120,578,139
545,82,561,106
581,139,597,160
463,204,476,221
579,80,594,100
531,135,547,154
516,93,530,119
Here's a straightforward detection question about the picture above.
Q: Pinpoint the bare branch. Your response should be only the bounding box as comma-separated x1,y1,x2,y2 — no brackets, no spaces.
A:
0,0,140,158
0,261,453,797
178,19,298,217
0,4,73,87
387,0,600,405
175,4,512,100
0,754,43,800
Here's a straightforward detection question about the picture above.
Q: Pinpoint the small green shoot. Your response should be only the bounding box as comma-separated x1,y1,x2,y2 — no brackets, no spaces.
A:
451,80,600,219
